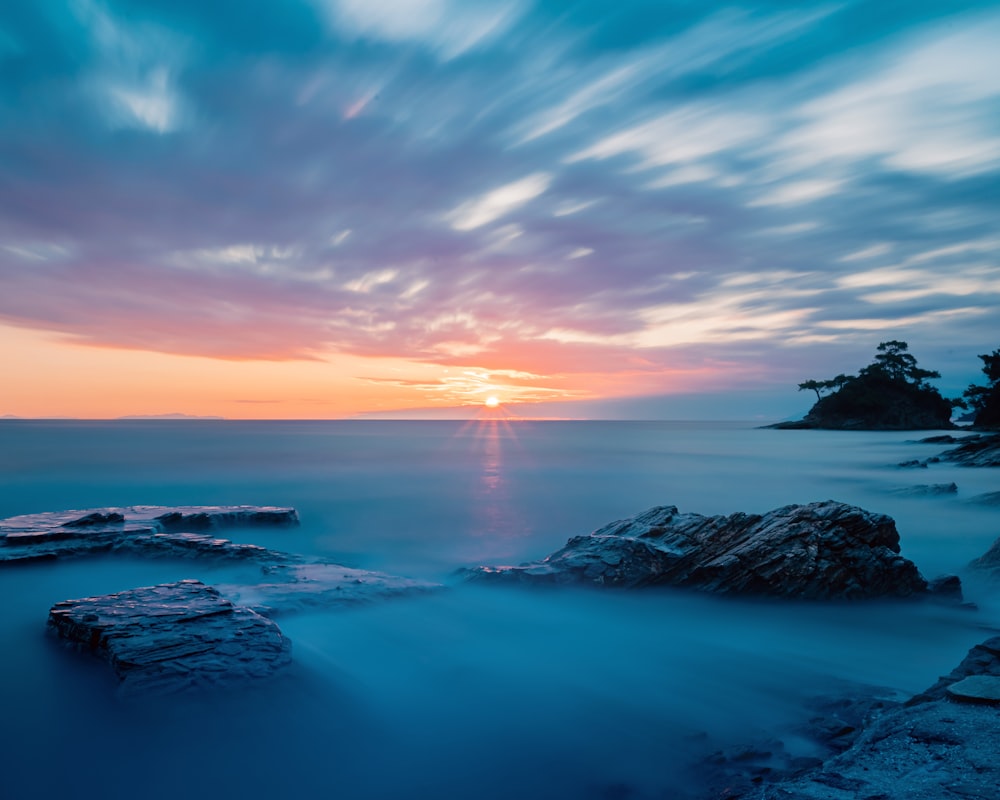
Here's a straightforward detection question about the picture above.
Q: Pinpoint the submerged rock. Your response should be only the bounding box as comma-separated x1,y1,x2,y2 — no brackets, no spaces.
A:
0,505,299,563
48,579,292,696
218,563,439,615
969,537,1000,580
464,500,930,600
888,482,957,497
967,490,1000,506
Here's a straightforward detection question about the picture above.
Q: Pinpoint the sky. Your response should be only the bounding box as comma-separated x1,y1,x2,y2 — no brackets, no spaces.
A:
1,0,998,420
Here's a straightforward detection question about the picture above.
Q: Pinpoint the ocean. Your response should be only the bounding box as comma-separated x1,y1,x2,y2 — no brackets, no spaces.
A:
0,420,997,799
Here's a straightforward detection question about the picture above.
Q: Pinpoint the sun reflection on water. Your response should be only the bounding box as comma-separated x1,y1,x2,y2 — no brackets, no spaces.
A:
455,409,531,547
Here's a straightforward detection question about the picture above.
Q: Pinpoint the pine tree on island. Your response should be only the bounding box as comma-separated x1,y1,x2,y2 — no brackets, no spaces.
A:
781,341,958,430
960,348,1000,429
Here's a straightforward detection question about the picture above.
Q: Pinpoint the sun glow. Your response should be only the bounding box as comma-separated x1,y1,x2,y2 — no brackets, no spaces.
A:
484,396,500,408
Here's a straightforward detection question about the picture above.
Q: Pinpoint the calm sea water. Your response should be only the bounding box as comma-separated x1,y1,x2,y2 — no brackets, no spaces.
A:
0,420,997,799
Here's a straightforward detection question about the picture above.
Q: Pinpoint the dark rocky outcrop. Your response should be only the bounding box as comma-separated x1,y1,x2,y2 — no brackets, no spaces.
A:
936,432,1000,467
48,579,293,696
463,500,933,600
894,432,1000,469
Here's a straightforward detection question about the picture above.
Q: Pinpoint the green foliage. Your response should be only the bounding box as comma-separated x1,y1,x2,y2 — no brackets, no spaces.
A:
963,348,1000,428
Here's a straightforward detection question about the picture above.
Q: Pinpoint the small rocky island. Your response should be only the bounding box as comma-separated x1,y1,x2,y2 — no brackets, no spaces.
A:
772,340,957,430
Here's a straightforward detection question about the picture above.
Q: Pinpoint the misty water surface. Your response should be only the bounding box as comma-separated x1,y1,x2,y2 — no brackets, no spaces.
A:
0,421,997,799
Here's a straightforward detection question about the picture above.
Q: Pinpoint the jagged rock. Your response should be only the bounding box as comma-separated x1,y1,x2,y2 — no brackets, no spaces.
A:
760,637,1000,799
0,505,299,563
888,482,957,497
48,579,292,696
463,500,930,600
218,563,439,615
937,433,1000,467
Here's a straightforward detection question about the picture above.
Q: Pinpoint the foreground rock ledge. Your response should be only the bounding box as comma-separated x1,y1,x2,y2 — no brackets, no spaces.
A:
48,579,292,696
759,636,1000,800
464,500,932,599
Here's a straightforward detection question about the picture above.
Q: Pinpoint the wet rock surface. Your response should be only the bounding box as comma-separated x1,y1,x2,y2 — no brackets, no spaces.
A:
946,676,1000,705
908,636,1000,705
756,644,1000,799
0,505,299,564
7,503,440,695
464,500,930,599
694,638,1000,799
687,687,901,800
937,433,1000,467
48,579,293,695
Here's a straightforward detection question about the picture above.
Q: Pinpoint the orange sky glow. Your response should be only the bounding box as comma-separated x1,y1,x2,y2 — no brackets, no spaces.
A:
0,322,731,419
2,4,997,420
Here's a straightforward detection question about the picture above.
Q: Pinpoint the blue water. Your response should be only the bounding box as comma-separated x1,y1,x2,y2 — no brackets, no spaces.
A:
0,420,997,799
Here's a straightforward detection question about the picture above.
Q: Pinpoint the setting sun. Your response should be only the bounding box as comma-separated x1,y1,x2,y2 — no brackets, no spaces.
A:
484,396,500,408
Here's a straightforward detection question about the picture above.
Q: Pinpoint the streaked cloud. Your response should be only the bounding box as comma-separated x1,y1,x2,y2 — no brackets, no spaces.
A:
445,173,553,231
314,0,524,59
1,0,998,416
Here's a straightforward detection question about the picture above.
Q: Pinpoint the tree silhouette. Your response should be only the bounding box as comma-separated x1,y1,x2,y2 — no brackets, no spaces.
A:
861,340,941,386
791,340,955,429
962,348,1000,428
798,379,824,402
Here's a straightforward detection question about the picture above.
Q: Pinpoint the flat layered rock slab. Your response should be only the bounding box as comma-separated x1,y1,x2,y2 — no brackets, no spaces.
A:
946,676,1000,705
48,579,292,695
0,505,298,564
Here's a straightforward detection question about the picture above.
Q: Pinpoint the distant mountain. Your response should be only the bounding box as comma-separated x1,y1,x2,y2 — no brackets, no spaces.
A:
116,413,226,420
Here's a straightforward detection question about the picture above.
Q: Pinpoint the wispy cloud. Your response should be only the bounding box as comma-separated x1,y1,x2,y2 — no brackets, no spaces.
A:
1,1,998,414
